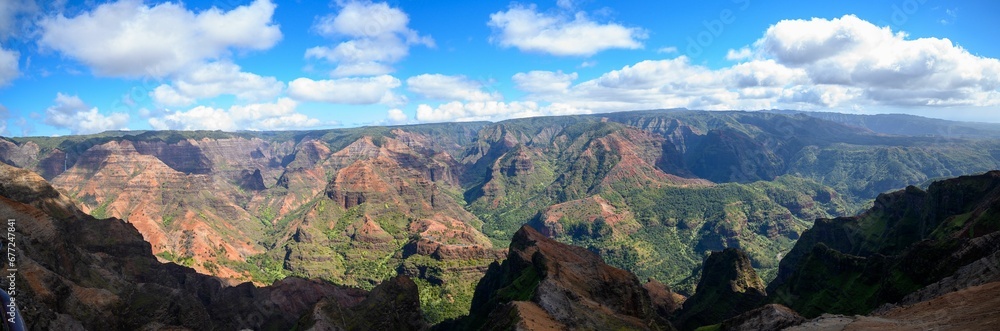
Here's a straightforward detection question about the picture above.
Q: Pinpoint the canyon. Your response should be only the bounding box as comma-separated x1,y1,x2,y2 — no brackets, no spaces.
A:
3,109,1000,323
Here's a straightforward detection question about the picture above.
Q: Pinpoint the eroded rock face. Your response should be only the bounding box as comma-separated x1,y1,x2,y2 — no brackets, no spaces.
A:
48,139,263,279
644,278,686,318
458,225,672,331
872,232,1000,313
672,248,767,331
302,275,427,331
0,164,427,330
786,281,1000,331
719,304,805,331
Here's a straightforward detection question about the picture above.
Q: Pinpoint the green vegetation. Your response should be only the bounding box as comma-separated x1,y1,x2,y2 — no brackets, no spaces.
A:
770,172,1000,317
156,251,196,267
89,197,113,219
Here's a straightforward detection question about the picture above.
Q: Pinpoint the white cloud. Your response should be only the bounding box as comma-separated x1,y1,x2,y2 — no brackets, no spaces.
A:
406,74,500,102
386,108,408,124
287,75,403,105
306,1,433,77
0,104,8,135
506,15,1000,114
150,61,284,107
415,101,590,123
0,0,36,86
37,0,281,77
0,46,16,86
488,4,645,56
148,97,325,131
513,57,802,111
513,70,578,96
755,15,1000,107
151,85,196,107
44,93,129,134
657,46,678,54
0,0,37,38
725,47,752,61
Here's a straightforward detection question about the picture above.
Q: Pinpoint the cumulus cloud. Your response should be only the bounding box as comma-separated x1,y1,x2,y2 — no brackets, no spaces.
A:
513,57,799,111
509,15,1000,113
406,74,501,102
0,46,16,86
148,98,325,131
415,101,589,123
0,0,37,38
725,47,752,61
386,108,408,124
513,70,578,96
754,15,1000,107
488,4,645,56
306,1,433,77
44,93,129,134
287,75,403,105
37,0,281,77
0,0,36,87
0,104,8,134
150,61,284,107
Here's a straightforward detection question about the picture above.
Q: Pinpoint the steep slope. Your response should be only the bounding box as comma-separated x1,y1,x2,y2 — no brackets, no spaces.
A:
671,248,767,331
50,138,275,280
718,304,805,331
0,163,429,330
786,281,1000,331
451,225,672,330
299,275,428,331
768,170,1000,317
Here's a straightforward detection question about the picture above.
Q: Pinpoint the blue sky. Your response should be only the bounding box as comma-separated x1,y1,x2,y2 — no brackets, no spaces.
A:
0,0,998,136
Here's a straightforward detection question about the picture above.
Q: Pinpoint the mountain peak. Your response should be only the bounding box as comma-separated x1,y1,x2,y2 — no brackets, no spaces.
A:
673,248,767,330
459,225,669,330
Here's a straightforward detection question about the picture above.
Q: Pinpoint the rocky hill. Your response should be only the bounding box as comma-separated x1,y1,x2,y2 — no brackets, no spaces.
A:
447,225,673,331
671,248,766,331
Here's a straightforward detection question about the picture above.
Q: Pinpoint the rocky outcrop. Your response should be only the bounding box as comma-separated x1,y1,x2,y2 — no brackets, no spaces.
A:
455,225,672,330
672,248,767,331
238,168,266,191
786,281,1000,331
872,231,1000,313
719,304,805,331
643,278,686,318
302,275,428,331
533,195,641,239
0,162,83,219
0,139,40,173
478,301,567,331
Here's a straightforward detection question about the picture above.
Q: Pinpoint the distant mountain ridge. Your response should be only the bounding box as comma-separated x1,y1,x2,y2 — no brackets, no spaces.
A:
3,161,1000,329
764,109,1000,138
